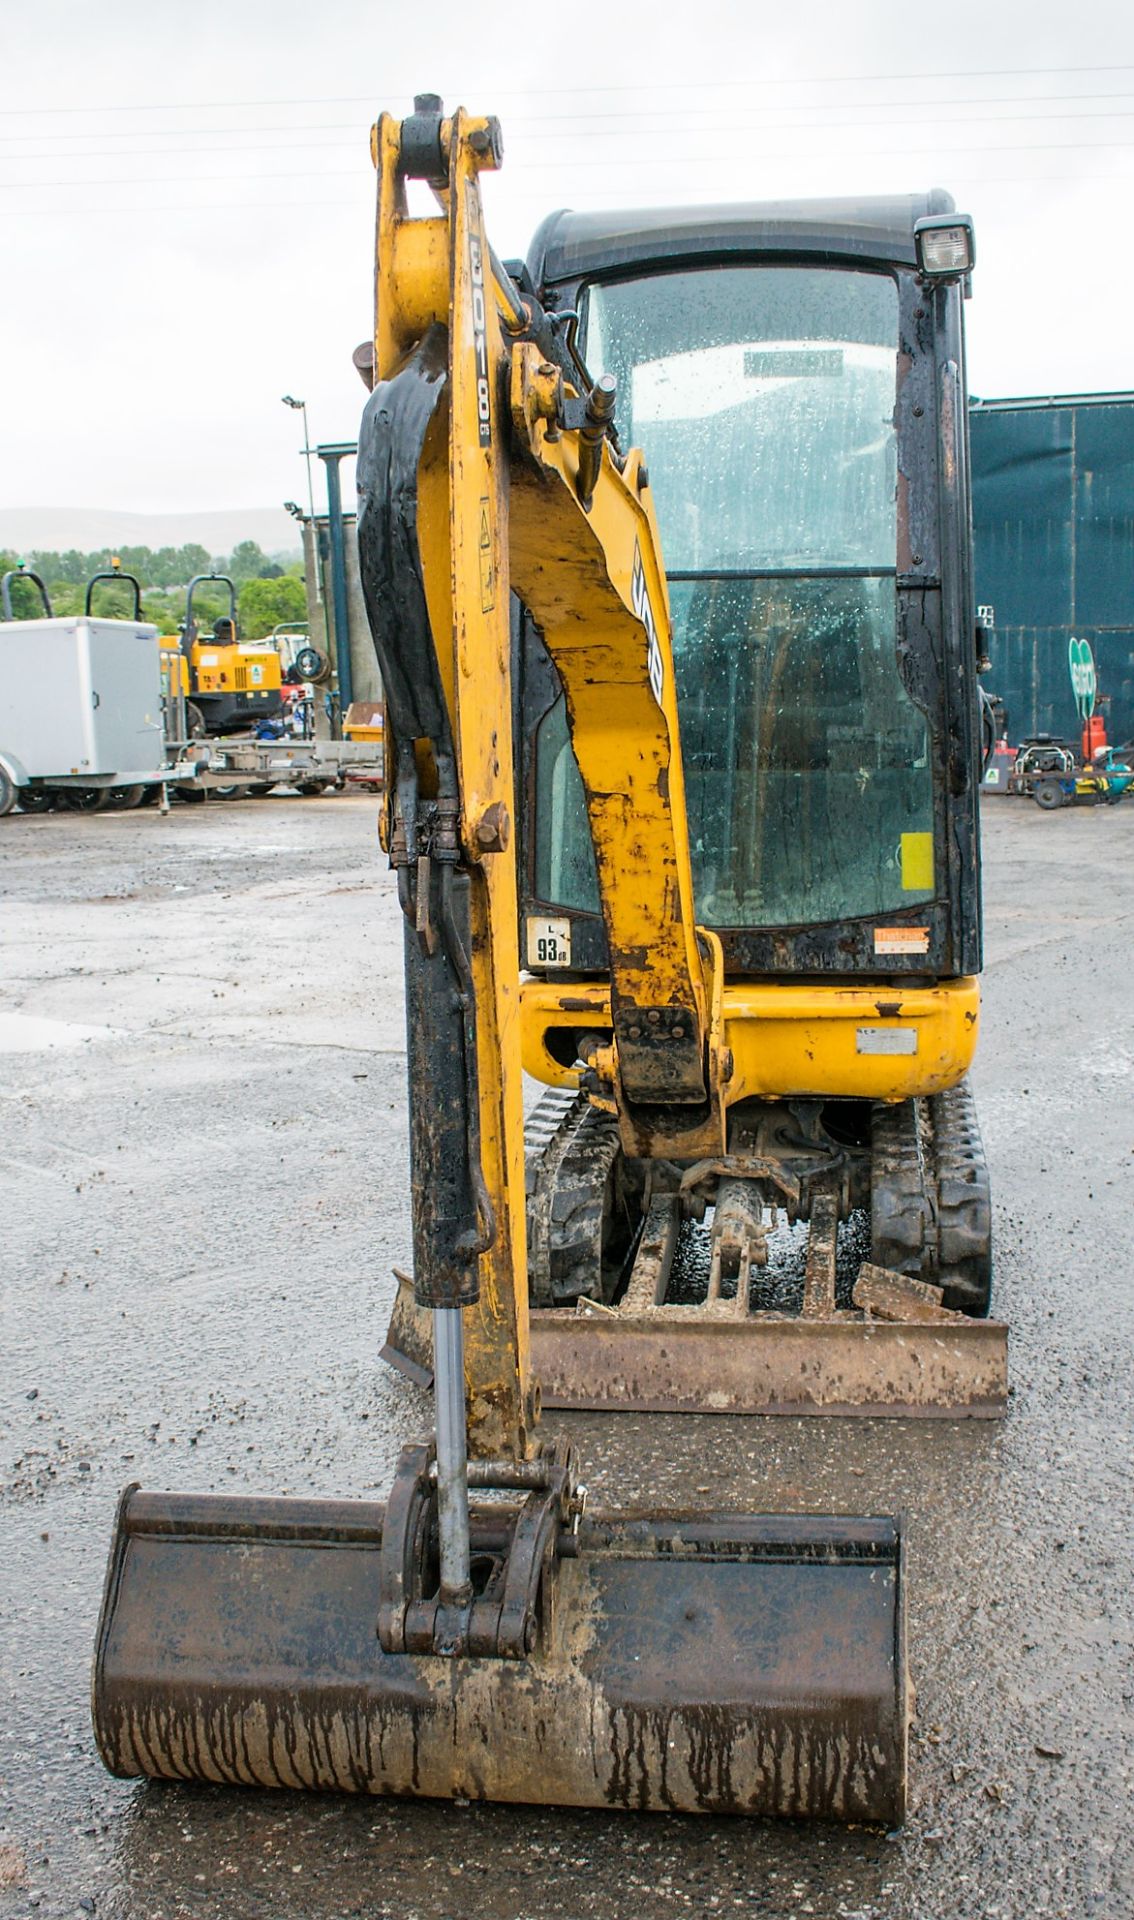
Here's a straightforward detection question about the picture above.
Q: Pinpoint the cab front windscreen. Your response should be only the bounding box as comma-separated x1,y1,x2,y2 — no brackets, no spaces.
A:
533,262,935,931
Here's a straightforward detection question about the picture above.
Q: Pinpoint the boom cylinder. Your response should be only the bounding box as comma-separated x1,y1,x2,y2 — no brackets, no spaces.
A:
576,373,617,510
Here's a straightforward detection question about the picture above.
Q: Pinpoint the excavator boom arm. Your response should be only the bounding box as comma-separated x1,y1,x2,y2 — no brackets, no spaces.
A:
359,102,723,1451
507,354,712,1115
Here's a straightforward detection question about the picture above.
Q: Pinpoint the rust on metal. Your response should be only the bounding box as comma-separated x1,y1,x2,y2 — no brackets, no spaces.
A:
801,1185,839,1320
383,1267,1008,1417
377,1442,573,1659
621,1194,680,1310
707,1177,767,1314
92,1486,907,1825
853,1263,970,1324
381,1268,435,1388
532,1311,1008,1416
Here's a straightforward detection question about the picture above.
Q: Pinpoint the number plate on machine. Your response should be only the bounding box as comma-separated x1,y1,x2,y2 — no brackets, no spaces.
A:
527,916,571,968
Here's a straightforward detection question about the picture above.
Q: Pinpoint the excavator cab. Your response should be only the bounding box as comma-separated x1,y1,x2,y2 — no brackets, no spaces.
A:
521,203,980,979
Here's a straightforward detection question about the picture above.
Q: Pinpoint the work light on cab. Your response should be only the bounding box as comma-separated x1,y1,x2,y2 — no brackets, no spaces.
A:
914,214,975,279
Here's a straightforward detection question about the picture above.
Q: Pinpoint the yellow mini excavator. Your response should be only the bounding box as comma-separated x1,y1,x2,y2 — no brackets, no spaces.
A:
379,129,1006,1421
90,94,1005,1826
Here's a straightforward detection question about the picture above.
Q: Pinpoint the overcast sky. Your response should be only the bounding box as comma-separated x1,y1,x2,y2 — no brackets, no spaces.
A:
3,0,1133,520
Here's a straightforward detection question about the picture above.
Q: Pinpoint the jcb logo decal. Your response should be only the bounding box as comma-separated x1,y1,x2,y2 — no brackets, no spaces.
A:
468,216,491,446
631,542,664,708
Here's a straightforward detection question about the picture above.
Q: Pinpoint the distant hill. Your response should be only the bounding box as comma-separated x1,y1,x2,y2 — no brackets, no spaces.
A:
0,505,301,559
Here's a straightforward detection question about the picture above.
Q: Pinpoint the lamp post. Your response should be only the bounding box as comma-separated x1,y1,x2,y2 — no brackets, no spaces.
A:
281,395,317,524
282,394,323,610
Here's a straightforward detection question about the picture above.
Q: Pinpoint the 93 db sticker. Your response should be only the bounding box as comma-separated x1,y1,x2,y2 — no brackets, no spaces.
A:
527,916,571,968
631,542,665,708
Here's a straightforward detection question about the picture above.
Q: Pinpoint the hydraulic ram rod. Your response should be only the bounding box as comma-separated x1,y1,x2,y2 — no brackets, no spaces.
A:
432,1307,472,1601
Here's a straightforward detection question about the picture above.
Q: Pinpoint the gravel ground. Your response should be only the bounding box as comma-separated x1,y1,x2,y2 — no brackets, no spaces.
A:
1,792,1131,1920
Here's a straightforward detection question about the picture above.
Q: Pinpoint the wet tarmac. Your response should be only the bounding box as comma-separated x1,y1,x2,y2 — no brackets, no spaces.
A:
1,793,1132,1919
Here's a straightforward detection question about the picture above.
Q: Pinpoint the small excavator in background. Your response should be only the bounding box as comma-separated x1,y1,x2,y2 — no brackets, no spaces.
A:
92,95,1005,1826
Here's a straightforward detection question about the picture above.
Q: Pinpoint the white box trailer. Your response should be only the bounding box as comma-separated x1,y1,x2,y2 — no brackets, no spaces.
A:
0,613,166,810
0,569,385,815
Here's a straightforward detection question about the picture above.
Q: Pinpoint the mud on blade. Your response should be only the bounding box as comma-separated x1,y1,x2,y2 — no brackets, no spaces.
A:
93,1488,906,1824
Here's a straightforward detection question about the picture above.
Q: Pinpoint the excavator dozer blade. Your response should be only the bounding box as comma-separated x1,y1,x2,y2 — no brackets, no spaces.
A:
92,1486,907,1824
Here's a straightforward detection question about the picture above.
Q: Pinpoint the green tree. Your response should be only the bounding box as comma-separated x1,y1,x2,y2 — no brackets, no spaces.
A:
238,574,307,639
142,590,182,634
48,583,85,617
6,540,300,613
177,544,212,585
227,540,271,585
186,589,232,635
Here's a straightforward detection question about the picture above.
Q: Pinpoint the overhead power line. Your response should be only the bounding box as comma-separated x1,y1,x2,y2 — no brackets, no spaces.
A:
5,86,1134,145
9,100,1134,164
3,168,1132,219
2,62,1134,118
7,135,1134,192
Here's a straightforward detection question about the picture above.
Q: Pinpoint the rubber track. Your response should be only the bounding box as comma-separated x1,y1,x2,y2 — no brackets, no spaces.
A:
524,1088,623,1306
870,1078,992,1314
931,1079,993,1313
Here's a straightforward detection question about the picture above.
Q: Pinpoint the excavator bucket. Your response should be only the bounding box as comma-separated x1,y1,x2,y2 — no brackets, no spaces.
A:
93,1485,906,1823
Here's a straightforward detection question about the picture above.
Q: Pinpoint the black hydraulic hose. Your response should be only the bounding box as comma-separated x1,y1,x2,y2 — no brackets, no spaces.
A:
487,242,528,334
439,862,497,1259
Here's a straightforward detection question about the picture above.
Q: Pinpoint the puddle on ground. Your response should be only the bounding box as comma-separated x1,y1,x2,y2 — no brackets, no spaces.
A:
0,1011,119,1053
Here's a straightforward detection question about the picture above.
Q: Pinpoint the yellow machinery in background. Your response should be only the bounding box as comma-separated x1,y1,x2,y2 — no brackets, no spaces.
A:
342,699,385,742
156,637,190,712
166,572,283,737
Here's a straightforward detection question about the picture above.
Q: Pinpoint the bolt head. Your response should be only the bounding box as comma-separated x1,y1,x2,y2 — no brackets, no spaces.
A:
474,802,510,852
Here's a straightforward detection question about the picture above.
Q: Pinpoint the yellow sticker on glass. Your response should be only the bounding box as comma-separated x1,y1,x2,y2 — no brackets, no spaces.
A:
900,831,934,891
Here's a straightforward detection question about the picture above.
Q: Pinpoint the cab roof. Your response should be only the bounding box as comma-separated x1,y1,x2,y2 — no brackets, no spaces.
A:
527,192,956,290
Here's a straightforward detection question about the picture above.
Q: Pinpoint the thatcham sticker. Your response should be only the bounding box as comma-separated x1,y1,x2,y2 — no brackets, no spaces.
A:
874,927,930,956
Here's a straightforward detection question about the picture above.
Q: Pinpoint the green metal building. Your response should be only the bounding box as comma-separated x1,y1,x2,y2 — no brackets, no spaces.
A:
970,391,1134,745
